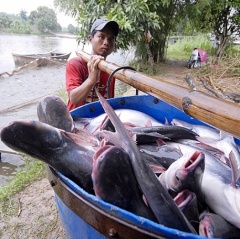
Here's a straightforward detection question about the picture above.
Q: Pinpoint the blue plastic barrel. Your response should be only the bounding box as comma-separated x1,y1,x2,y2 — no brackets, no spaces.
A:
47,94,239,239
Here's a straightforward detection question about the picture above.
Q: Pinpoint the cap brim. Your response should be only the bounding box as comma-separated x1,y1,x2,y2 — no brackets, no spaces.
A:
95,21,119,36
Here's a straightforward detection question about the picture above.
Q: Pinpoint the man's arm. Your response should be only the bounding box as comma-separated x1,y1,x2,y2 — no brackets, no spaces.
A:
69,55,104,105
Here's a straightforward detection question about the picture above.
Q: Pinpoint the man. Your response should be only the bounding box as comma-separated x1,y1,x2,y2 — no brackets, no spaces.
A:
66,18,119,111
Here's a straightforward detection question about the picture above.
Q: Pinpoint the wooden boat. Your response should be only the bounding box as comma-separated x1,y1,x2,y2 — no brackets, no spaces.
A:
46,51,240,239
12,51,71,67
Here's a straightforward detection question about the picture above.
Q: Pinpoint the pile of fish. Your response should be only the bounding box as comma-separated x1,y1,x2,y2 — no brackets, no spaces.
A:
1,94,240,238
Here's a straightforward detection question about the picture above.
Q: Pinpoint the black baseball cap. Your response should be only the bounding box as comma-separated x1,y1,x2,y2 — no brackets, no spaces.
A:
90,19,119,37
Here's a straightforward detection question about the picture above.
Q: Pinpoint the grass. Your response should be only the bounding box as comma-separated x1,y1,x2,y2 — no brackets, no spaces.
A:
0,87,68,217
166,34,214,60
167,34,240,60
0,87,67,215
0,156,45,202
57,87,68,103
0,155,45,217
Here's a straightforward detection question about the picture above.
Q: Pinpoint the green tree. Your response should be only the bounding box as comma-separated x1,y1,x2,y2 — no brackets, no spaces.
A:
29,10,38,25
191,0,240,57
67,24,76,34
20,10,28,21
0,12,12,28
10,20,31,34
54,0,185,65
34,6,60,33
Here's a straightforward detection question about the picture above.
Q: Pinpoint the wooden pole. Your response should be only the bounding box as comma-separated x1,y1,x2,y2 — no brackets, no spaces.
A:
76,50,240,138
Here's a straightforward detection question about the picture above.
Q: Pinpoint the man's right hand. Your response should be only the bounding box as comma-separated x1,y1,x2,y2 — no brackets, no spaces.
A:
87,55,104,85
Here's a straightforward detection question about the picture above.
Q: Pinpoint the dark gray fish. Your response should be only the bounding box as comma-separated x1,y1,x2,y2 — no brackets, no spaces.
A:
0,120,95,194
129,125,199,144
171,119,220,140
138,144,182,169
96,91,196,233
37,95,100,145
199,210,240,238
141,152,166,174
174,190,200,232
92,145,157,222
37,95,74,132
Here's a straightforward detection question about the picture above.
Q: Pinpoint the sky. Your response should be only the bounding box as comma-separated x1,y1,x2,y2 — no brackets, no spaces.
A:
0,0,77,27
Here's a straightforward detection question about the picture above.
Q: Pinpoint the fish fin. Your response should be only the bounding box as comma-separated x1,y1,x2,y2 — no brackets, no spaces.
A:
220,155,231,167
64,131,99,147
149,164,166,174
229,151,240,187
196,136,217,145
156,138,166,146
144,118,152,127
99,130,124,148
220,130,232,140
164,117,169,125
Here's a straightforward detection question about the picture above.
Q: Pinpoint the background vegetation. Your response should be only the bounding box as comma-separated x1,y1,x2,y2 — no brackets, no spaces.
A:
0,6,77,35
54,0,240,62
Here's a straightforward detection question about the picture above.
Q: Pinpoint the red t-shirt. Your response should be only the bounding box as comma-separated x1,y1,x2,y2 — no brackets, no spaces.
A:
66,56,115,111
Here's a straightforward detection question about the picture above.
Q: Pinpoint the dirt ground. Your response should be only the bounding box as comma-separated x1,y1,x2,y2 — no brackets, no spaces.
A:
0,59,237,238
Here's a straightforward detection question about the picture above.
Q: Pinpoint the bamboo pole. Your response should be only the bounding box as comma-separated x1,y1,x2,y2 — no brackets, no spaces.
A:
76,50,240,138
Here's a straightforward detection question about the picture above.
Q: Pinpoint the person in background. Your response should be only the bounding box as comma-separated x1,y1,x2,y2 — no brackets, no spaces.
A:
191,48,199,62
66,18,119,111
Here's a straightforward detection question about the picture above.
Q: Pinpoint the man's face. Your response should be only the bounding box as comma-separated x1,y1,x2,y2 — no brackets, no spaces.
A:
89,27,116,58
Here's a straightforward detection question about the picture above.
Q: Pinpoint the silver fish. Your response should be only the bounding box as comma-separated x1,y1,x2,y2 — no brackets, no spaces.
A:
158,151,205,195
85,109,163,133
167,141,240,229
197,131,240,185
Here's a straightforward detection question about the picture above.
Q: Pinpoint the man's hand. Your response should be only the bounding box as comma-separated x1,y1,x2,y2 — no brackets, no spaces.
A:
87,55,104,85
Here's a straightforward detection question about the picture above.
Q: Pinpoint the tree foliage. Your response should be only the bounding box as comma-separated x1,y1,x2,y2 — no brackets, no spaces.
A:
0,12,13,28
10,20,31,34
31,6,61,33
0,7,62,34
53,0,240,61
67,24,76,34
20,10,28,21
191,0,240,57
54,0,189,63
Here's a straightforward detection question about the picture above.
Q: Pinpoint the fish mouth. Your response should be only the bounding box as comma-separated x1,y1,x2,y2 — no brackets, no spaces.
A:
183,151,205,171
199,215,213,238
174,190,193,209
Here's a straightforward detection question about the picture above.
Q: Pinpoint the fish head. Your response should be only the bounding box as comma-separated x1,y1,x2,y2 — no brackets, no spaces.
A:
159,151,205,193
37,95,74,132
92,145,132,200
0,119,63,156
199,214,214,238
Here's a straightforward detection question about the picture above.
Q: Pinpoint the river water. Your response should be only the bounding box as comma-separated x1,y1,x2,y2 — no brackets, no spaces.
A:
0,34,134,73
0,34,134,186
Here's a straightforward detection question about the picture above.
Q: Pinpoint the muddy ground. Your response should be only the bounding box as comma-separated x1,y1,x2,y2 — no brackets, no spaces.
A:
0,59,237,238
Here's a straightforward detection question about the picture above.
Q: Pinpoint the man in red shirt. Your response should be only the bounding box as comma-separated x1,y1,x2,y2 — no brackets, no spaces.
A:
66,18,119,111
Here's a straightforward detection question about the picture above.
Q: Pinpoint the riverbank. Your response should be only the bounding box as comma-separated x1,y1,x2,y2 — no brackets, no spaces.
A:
0,64,68,238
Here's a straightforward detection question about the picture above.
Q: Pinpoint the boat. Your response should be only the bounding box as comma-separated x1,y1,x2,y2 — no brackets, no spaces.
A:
12,51,71,67
46,51,240,239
